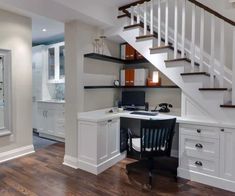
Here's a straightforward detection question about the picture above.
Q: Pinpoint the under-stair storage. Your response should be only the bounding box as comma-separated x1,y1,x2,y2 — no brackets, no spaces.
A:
117,0,235,123
117,0,235,192
178,123,235,191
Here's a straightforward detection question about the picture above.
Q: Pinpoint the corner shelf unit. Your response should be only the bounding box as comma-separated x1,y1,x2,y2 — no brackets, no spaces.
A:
84,53,179,90
84,86,179,89
84,53,148,64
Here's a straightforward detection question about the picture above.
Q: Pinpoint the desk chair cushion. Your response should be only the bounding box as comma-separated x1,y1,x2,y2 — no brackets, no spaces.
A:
132,138,166,152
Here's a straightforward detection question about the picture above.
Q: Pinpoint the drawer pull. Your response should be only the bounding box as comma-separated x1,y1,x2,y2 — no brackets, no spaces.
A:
108,120,112,123
221,129,225,132
195,143,203,149
195,161,203,167
197,129,201,133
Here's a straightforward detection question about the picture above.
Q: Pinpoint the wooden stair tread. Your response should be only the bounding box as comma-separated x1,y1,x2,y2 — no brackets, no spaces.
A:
220,105,235,108
150,45,172,51
181,72,210,77
124,23,143,30
165,58,200,66
117,14,129,18
136,34,158,40
199,88,228,91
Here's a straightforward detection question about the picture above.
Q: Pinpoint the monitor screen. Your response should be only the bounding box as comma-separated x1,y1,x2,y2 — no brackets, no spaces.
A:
122,91,145,107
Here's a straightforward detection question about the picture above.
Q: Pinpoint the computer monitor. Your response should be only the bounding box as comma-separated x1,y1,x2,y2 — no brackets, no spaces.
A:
122,91,145,107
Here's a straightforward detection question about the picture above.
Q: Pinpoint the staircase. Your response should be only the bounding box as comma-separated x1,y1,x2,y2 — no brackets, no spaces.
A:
116,0,235,124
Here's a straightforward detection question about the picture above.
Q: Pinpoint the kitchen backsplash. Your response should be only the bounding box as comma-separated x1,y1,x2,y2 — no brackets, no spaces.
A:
48,83,65,100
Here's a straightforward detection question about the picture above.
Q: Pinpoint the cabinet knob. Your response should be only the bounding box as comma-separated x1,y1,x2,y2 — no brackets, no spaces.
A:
197,129,201,133
195,143,203,149
221,129,225,132
108,120,112,123
195,161,203,167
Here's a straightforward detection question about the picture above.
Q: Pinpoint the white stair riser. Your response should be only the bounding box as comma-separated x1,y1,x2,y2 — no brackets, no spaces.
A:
181,76,210,88
200,91,226,105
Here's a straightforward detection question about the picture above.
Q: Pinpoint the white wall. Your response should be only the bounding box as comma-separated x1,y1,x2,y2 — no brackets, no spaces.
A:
0,9,32,152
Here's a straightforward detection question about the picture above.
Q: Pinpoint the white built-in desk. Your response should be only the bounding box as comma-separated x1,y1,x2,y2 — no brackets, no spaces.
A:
77,108,235,192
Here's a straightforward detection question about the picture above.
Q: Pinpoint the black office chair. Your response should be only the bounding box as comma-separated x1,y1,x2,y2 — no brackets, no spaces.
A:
126,118,176,189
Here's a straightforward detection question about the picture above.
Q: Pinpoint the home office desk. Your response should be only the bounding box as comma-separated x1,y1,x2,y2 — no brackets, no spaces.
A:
77,108,235,192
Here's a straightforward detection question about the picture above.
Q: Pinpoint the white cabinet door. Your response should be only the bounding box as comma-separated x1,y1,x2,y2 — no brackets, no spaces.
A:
220,128,235,181
108,119,120,157
37,109,46,133
47,42,65,84
97,121,109,164
54,110,65,138
45,110,55,136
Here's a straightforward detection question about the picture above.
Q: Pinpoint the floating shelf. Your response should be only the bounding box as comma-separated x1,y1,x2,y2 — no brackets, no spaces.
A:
84,85,179,89
84,53,149,64
84,53,124,64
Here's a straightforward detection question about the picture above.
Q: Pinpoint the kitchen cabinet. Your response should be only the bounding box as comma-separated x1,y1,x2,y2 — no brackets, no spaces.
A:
37,101,65,141
47,42,65,84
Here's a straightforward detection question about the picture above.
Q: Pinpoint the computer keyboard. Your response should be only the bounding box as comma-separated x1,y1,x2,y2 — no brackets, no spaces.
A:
130,111,158,116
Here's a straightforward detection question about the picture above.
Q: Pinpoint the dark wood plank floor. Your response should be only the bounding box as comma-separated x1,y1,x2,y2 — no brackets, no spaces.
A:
0,143,234,196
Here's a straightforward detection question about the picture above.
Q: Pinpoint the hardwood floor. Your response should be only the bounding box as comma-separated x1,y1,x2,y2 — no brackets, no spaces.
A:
0,143,234,196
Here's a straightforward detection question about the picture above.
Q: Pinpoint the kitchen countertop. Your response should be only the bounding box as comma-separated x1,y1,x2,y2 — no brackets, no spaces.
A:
37,100,65,104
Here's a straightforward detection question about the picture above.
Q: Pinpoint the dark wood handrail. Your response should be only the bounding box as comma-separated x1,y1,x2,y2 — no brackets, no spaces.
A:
119,0,150,11
119,0,235,26
188,0,235,26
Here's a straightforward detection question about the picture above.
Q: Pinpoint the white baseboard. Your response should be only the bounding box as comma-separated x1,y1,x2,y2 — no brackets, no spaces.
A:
78,152,126,175
0,145,35,163
63,155,78,169
178,167,235,193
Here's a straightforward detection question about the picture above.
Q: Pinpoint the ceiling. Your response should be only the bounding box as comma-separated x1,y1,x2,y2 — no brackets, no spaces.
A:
32,15,64,45
0,0,136,44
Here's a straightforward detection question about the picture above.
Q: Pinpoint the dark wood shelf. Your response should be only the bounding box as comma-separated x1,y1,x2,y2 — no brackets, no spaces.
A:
84,85,179,89
84,53,124,64
84,53,149,65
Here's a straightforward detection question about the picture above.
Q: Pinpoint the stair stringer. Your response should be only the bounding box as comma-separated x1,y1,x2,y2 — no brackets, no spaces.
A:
118,27,235,125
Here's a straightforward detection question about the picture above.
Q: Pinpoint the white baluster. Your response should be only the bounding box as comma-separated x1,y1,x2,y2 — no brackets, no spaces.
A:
144,2,147,35
174,0,178,59
191,3,196,72
181,0,186,58
210,15,215,88
165,0,169,46
131,6,134,25
158,0,161,46
232,27,235,105
137,4,140,24
150,0,154,35
219,20,225,88
199,8,205,72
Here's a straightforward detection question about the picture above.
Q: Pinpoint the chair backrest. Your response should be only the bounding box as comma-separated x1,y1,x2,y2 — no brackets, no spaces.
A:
140,118,176,157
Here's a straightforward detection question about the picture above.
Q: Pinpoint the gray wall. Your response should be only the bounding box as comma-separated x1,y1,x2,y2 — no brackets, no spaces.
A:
0,9,32,152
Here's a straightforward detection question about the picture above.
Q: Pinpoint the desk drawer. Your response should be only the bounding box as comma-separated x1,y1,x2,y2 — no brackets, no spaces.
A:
181,155,219,177
180,124,219,139
180,135,219,159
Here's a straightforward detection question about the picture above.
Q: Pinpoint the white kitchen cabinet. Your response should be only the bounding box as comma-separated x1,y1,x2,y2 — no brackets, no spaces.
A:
219,128,235,181
47,42,65,84
37,102,65,141
77,117,124,175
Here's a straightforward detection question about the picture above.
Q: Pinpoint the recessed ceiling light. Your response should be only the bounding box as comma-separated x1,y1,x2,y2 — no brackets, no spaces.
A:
42,28,47,32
